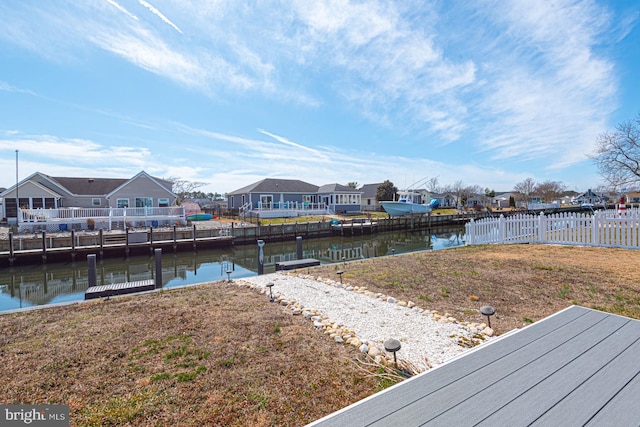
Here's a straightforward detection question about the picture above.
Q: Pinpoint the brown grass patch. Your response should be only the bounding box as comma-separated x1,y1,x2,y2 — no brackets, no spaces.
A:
0,284,378,426
1,244,639,425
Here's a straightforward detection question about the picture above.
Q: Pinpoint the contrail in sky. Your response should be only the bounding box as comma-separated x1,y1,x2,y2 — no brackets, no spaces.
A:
105,0,139,21
138,0,183,34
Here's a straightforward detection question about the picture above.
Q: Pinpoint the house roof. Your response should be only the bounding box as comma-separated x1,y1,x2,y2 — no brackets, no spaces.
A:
359,183,381,199
317,183,362,193
309,305,640,426
48,176,128,195
228,178,319,195
105,171,175,198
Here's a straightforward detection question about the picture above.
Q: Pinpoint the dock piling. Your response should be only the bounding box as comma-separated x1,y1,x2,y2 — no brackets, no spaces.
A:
99,229,104,258
88,254,97,288
71,229,76,261
41,231,47,263
296,236,303,259
154,248,162,288
8,232,15,266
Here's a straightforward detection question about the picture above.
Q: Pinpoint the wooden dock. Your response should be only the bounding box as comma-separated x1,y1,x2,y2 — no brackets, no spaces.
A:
275,258,321,271
85,279,156,300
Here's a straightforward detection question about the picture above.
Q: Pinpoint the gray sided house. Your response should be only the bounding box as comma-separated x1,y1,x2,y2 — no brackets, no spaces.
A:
227,179,363,217
227,178,320,217
317,184,363,214
431,192,457,208
1,171,177,225
574,189,607,207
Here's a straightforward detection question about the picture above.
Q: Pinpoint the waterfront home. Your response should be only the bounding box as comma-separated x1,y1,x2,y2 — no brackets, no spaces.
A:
431,192,457,208
227,178,364,218
1,171,181,231
359,183,382,212
573,189,607,207
317,183,362,215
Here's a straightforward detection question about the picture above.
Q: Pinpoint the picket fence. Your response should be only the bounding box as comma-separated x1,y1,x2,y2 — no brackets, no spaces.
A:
465,208,640,249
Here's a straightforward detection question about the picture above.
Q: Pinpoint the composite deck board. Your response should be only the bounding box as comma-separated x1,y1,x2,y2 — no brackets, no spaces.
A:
531,335,640,426
584,371,640,426
475,320,640,426
309,306,591,426
308,306,640,427
373,312,626,425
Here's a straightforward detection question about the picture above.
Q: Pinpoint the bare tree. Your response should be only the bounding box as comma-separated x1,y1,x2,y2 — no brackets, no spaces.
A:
450,180,465,209
534,180,566,203
165,177,209,204
513,178,536,209
591,114,640,188
426,177,441,193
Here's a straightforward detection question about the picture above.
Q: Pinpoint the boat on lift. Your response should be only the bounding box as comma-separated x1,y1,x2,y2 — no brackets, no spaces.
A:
381,191,439,217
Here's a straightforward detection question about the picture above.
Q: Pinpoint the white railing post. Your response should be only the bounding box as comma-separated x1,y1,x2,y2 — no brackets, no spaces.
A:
499,215,505,243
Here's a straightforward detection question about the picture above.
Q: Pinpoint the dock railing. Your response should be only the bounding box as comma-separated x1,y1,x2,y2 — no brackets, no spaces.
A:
465,209,640,249
18,206,185,233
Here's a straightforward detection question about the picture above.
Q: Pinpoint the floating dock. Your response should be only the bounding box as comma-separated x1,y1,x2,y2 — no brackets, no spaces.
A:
275,258,321,271
85,279,156,300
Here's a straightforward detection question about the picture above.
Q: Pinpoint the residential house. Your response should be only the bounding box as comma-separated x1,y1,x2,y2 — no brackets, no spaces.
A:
573,189,606,207
226,178,321,218
431,192,457,208
492,192,515,209
464,193,487,210
317,184,362,214
1,171,179,229
227,178,363,217
624,191,640,207
359,183,382,212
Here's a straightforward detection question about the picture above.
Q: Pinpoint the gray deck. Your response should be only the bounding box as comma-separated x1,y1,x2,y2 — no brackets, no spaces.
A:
308,305,640,426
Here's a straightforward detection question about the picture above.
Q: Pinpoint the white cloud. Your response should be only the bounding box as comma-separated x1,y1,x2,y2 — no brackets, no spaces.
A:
0,0,628,192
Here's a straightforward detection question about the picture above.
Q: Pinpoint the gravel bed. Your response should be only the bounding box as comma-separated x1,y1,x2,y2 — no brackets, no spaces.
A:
239,272,493,371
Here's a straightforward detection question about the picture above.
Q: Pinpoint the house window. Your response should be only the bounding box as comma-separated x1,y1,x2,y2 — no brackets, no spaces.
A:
135,197,153,208
158,198,169,207
92,198,101,206
302,195,312,203
117,199,129,208
260,195,273,208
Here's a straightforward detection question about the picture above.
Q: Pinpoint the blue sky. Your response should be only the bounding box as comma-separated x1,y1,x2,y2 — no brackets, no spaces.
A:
1,0,638,195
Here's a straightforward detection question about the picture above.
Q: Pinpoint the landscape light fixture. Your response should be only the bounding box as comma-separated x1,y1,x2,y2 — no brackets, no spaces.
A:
342,256,346,265
480,305,496,328
226,269,232,282
336,270,344,284
266,282,275,302
384,338,402,369
391,248,395,256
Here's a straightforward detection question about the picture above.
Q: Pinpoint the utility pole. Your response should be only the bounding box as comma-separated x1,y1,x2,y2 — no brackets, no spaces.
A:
15,149,19,224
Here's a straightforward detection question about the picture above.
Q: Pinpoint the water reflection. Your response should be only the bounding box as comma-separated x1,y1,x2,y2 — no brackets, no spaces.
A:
0,227,465,312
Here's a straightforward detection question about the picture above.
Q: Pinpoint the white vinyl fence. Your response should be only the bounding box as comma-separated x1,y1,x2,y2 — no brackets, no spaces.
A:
465,209,640,249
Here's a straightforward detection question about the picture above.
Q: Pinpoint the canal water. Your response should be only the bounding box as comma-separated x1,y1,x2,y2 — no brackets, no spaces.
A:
0,227,465,312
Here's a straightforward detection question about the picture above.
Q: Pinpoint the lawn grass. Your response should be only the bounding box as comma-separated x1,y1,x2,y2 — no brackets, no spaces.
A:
1,244,639,425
